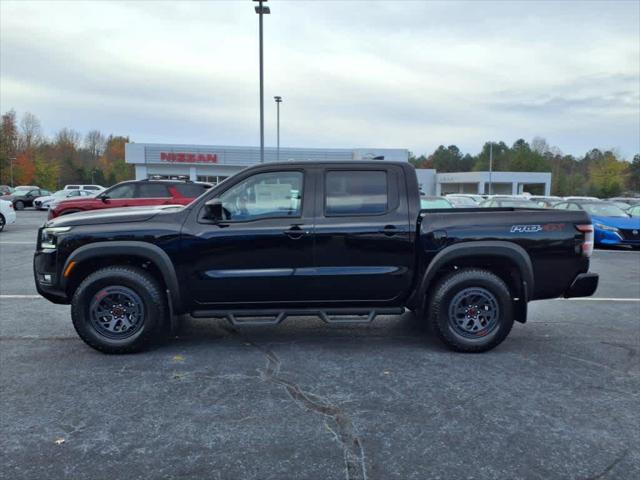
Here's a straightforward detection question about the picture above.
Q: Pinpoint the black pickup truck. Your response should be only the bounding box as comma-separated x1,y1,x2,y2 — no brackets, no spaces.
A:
34,162,598,353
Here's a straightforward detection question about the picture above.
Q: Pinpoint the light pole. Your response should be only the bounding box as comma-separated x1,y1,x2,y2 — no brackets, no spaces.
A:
9,156,15,187
274,96,282,161
254,0,270,163
488,142,493,195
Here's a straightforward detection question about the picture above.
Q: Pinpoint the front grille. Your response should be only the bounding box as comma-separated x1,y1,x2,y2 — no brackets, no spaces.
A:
619,229,640,241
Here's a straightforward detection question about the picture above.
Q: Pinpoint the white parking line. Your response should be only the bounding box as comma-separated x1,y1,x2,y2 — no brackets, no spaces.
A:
1,295,42,299
557,298,640,302
593,250,639,254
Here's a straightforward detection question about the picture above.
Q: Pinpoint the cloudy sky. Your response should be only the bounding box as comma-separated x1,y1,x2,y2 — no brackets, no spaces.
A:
1,0,639,158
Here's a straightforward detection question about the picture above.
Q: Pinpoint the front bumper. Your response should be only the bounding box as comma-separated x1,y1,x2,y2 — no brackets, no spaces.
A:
3,208,16,225
564,273,599,298
33,249,69,304
595,229,640,247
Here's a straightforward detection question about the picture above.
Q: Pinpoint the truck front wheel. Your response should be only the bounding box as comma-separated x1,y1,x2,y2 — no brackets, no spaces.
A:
71,266,168,353
428,268,514,353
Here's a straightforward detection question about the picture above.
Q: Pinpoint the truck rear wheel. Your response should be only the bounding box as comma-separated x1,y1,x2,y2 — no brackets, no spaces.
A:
71,266,167,353
428,268,514,353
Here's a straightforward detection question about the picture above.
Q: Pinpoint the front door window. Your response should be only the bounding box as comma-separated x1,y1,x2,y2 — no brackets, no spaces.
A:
218,171,303,221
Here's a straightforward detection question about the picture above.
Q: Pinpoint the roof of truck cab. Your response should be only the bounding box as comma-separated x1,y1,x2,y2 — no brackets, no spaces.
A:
245,161,414,169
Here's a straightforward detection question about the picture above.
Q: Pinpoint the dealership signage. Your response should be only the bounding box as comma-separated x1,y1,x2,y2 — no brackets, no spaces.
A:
160,152,218,163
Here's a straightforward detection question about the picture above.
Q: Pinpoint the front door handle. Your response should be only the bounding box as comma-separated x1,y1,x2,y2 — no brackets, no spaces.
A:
284,225,307,240
380,225,398,236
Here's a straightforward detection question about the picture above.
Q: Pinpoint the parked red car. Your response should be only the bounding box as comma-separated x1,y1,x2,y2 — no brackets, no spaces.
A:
48,179,211,219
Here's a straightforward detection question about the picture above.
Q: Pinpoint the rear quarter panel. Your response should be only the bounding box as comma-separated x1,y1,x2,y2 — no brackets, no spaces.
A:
419,208,592,299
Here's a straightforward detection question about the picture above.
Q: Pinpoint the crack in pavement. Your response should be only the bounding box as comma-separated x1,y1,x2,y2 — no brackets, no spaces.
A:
600,341,639,373
581,449,629,480
223,326,367,480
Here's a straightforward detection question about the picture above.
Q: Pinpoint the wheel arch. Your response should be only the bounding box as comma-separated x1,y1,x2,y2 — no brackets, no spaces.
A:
61,241,183,313
416,241,534,322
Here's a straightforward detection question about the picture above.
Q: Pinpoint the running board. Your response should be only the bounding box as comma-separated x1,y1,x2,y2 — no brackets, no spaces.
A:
190,307,405,326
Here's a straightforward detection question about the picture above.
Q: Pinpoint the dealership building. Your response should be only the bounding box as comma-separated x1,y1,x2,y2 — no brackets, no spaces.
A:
124,143,410,185
125,143,551,195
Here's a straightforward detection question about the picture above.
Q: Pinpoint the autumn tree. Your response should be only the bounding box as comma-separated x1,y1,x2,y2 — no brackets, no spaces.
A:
0,110,18,185
18,112,43,151
13,151,36,185
99,135,132,184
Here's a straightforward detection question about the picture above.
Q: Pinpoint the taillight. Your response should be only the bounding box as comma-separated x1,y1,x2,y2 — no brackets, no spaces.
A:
8,203,13,209
576,224,594,257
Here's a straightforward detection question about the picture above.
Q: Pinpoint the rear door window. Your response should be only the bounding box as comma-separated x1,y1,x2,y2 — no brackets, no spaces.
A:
325,170,388,216
137,183,170,198
173,183,210,197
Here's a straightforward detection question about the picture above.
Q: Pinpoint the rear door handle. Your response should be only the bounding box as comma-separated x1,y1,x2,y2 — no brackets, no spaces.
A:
380,225,398,236
284,225,308,240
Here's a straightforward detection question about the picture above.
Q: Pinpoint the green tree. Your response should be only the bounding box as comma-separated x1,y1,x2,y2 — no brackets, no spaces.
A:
473,141,510,171
588,152,628,197
33,153,60,190
628,154,640,192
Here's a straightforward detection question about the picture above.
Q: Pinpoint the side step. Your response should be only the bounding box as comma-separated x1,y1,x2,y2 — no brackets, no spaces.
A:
190,307,405,326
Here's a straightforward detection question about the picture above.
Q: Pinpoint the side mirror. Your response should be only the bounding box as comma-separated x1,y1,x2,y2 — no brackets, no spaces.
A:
100,194,109,203
204,198,226,222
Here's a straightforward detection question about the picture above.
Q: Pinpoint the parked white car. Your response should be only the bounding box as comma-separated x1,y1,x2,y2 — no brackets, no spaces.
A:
42,189,96,210
63,184,105,192
34,189,94,210
46,190,96,210
0,198,16,232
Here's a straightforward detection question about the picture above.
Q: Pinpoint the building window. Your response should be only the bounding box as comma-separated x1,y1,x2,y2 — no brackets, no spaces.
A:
197,175,229,185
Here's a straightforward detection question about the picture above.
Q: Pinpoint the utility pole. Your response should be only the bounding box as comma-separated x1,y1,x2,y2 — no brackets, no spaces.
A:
253,0,270,163
274,96,282,161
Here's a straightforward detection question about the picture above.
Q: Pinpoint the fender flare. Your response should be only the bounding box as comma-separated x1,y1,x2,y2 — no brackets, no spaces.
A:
417,241,534,308
60,241,183,313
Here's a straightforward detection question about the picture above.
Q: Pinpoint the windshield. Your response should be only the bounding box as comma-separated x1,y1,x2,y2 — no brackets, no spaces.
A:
582,202,629,218
447,196,477,206
421,198,452,209
499,200,544,208
52,190,68,197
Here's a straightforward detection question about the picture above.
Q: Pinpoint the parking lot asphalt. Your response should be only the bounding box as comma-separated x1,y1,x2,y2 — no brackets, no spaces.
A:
1,210,639,480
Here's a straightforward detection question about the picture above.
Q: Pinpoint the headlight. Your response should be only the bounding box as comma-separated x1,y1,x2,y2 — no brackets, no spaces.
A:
594,223,619,233
40,226,72,249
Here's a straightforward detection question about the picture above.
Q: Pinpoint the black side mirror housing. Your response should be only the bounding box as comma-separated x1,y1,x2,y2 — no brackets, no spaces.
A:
100,194,109,203
204,198,226,222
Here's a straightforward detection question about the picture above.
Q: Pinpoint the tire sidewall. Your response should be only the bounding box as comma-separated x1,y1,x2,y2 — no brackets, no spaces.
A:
0,214,5,232
14,200,24,210
432,270,513,352
72,268,164,352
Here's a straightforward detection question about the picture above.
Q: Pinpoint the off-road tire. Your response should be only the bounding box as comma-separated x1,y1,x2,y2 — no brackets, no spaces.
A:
71,265,168,353
429,268,514,353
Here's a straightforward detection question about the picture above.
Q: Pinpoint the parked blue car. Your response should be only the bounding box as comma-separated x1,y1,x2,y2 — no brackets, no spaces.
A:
553,200,640,248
